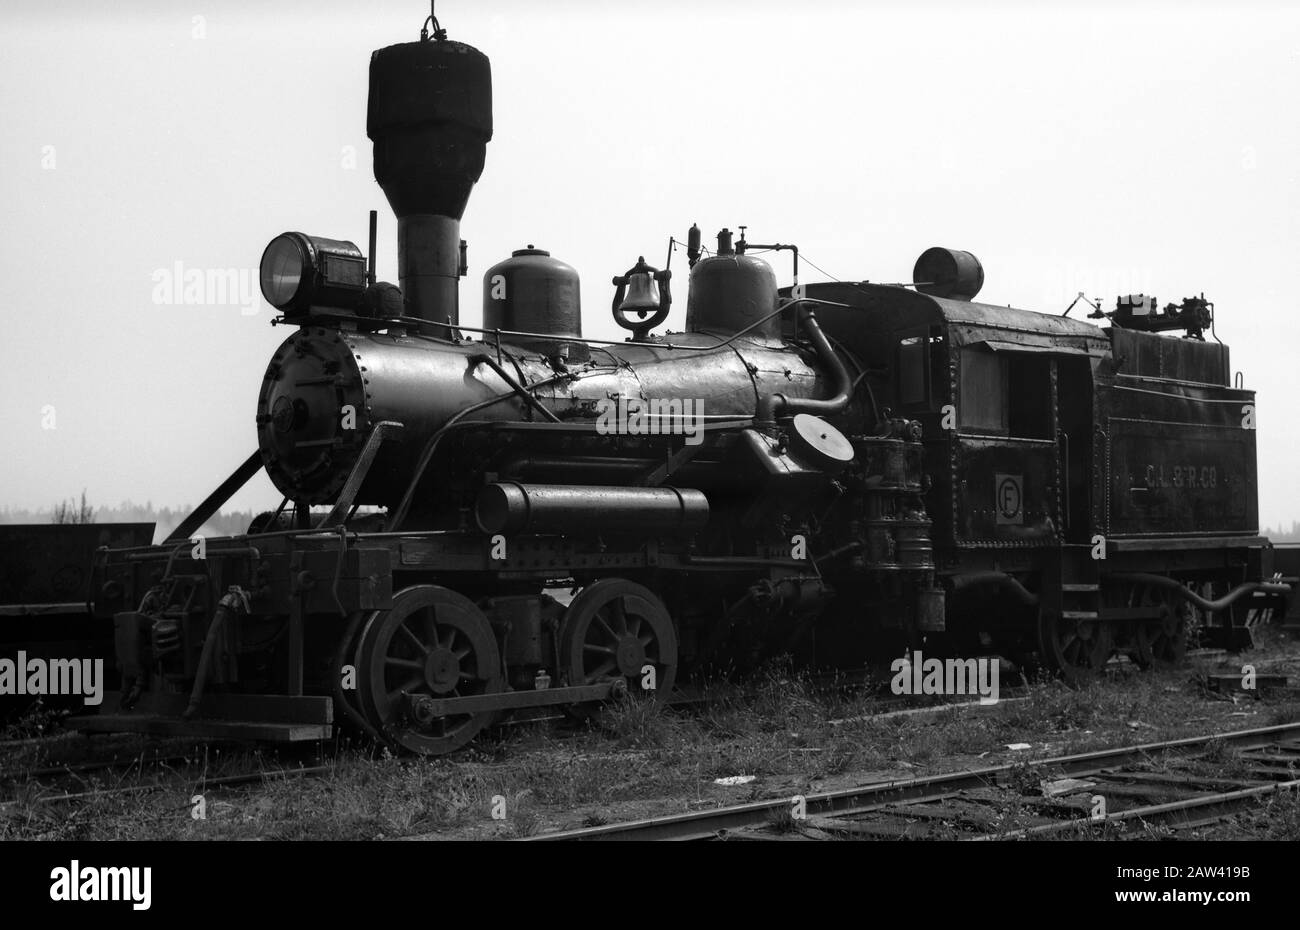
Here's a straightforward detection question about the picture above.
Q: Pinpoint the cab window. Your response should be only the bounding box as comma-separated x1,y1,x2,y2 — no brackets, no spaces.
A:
959,346,1052,438
959,348,1008,432
897,329,947,408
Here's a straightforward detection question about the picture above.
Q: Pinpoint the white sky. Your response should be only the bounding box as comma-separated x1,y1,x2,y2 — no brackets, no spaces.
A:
1,0,1297,525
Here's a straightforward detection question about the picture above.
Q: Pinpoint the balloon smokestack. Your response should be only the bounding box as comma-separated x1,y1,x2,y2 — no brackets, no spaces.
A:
367,33,492,325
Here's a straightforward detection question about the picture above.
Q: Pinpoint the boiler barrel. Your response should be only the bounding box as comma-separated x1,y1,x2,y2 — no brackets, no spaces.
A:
476,482,709,536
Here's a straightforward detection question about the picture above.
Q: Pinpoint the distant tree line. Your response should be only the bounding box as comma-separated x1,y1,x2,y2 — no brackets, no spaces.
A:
1,495,258,538
52,490,94,524
1265,521,1300,543
8,494,1300,543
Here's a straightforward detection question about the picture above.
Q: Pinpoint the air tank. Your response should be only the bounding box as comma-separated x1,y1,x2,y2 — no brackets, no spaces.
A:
913,247,983,301
685,229,781,339
483,247,587,361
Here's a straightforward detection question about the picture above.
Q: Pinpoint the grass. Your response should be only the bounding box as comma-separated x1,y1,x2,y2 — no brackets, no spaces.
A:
0,701,68,741
2,636,1299,840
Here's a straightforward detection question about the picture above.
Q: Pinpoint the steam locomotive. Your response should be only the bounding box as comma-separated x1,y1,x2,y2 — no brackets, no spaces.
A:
77,20,1288,754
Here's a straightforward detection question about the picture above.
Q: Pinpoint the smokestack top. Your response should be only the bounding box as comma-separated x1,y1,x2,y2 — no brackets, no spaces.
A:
367,39,492,220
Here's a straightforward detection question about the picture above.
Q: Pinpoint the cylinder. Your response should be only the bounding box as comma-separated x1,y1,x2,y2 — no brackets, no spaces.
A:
913,247,984,301
475,482,709,536
368,39,493,325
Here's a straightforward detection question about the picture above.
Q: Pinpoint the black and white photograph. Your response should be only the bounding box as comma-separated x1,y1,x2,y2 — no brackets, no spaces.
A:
0,0,1296,910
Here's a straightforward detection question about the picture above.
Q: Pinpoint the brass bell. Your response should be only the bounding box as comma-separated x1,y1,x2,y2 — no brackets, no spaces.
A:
618,271,660,315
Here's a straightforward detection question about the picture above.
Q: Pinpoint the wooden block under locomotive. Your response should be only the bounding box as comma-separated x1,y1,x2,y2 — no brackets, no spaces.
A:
70,19,1289,754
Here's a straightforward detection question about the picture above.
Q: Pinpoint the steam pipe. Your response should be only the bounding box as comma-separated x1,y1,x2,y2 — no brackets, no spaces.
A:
946,571,1040,606
293,295,854,353
755,304,853,425
183,588,246,720
1108,573,1290,613
471,354,562,423
737,241,799,283
366,209,377,286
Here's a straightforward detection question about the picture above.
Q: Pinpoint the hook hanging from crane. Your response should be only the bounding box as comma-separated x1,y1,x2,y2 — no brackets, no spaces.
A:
420,1,447,41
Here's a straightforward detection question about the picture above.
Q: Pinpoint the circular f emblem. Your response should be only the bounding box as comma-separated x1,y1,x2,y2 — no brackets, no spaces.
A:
995,474,1023,525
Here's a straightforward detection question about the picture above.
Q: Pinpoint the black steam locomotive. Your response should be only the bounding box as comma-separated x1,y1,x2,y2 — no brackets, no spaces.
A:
78,22,1287,754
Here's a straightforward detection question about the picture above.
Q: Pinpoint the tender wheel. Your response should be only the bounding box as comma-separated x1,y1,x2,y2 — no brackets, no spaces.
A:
1133,584,1191,670
558,578,678,718
354,585,502,755
1037,608,1113,683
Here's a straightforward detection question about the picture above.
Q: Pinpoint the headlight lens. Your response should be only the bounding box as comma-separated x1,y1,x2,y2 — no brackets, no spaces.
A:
259,234,307,309
258,232,367,315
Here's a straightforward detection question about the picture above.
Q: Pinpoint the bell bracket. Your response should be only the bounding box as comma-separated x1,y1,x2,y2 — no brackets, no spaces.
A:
610,256,672,341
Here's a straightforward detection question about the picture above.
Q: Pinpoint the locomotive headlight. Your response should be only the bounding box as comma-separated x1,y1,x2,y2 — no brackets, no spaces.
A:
259,231,368,315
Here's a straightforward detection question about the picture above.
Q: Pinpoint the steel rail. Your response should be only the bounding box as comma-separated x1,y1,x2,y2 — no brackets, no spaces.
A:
979,779,1300,840
521,722,1300,841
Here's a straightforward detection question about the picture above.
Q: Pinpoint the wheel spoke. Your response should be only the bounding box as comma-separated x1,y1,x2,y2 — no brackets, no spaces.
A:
593,612,618,642
585,643,616,656
386,675,424,702
397,622,430,655
587,659,616,680
420,609,439,649
609,599,628,633
385,657,423,671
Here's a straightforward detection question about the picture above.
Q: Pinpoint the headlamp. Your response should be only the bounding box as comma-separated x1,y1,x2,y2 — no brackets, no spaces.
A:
259,232,367,314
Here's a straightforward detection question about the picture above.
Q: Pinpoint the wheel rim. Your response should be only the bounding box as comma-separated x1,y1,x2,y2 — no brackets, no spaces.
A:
355,585,502,755
1038,608,1113,683
558,579,677,715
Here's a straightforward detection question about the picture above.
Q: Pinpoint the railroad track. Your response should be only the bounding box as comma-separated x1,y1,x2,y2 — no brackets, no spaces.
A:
1,689,1025,816
0,760,333,810
525,722,1300,841
0,736,339,810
